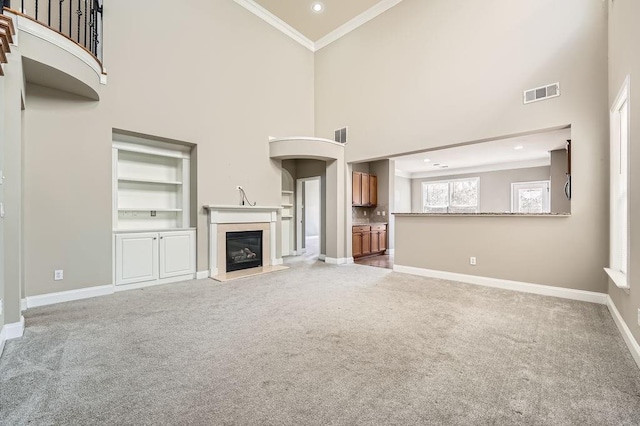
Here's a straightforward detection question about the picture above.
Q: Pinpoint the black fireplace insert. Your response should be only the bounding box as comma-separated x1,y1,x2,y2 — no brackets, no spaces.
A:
226,230,263,273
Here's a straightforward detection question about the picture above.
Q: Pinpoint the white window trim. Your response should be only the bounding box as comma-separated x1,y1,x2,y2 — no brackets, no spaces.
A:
605,75,630,291
510,180,551,213
422,177,480,213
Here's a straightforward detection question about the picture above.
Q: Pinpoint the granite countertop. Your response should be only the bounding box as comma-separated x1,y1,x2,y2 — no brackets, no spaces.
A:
352,221,388,225
391,212,571,217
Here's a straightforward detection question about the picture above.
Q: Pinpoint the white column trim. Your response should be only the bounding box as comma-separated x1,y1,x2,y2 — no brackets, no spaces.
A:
4,316,25,340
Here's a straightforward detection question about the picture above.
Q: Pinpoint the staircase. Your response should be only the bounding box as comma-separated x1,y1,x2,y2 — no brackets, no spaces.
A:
0,11,14,76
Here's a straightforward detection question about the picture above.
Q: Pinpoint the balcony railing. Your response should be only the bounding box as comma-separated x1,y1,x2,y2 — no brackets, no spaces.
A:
2,0,103,61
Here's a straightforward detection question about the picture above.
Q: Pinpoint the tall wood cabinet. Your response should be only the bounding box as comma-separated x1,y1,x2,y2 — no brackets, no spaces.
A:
112,136,196,287
352,172,377,207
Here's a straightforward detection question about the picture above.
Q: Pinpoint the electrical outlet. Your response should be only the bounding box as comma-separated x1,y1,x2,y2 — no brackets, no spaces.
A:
364,211,367,216
377,211,381,216
470,257,477,266
54,270,64,281
382,211,386,217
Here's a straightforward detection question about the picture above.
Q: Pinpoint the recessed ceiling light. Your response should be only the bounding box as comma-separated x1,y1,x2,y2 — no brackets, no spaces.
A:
423,158,431,162
514,145,524,150
311,2,324,13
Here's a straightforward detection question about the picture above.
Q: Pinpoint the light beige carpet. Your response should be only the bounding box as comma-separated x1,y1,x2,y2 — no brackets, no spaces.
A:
1,257,639,425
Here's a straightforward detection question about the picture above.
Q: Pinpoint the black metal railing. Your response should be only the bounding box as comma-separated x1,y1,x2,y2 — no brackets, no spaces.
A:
3,0,102,61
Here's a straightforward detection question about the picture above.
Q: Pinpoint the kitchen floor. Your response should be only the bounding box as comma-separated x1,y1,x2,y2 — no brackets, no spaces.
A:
354,253,394,270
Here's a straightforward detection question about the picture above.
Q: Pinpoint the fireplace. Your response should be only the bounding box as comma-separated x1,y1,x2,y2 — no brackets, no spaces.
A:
226,230,263,272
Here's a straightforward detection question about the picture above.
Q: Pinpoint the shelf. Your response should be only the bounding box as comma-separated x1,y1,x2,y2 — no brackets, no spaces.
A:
118,208,183,212
282,215,293,219
118,177,182,185
282,190,294,194
281,203,293,207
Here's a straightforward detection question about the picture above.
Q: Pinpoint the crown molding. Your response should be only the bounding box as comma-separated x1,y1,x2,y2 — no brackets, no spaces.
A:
233,0,315,51
235,0,404,52
315,0,403,51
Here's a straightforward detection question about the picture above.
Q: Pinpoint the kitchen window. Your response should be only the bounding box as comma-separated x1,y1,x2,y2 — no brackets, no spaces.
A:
422,178,479,213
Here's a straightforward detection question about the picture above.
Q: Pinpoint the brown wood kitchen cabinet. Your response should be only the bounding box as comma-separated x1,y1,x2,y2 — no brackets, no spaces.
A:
352,172,377,207
352,224,387,258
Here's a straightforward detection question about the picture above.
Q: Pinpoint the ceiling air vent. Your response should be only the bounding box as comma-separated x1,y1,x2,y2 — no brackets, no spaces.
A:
523,82,560,104
334,127,348,143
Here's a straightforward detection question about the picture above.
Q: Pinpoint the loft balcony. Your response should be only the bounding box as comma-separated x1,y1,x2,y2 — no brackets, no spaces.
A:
2,0,105,99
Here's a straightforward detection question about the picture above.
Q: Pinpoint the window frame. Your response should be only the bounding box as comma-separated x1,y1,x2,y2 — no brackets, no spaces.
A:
422,177,480,213
605,75,630,290
510,180,551,214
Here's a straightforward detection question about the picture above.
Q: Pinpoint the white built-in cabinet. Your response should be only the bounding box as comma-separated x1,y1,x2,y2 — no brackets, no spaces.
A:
113,135,196,287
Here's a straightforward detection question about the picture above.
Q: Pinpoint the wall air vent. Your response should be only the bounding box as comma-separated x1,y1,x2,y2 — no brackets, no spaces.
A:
334,127,348,143
523,82,560,104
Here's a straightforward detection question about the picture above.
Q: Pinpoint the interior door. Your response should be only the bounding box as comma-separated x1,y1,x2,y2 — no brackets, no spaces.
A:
159,230,195,278
115,233,158,285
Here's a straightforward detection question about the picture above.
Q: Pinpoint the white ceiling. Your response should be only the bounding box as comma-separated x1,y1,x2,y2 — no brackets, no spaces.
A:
253,0,385,42
393,128,571,178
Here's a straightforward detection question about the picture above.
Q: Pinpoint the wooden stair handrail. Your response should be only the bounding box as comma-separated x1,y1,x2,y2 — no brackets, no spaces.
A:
0,13,15,35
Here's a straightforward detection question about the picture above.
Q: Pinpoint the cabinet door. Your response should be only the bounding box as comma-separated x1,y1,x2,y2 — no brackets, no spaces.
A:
369,175,378,206
371,231,380,253
159,230,196,279
380,230,387,251
362,231,371,255
352,232,363,257
352,172,362,205
115,233,158,286
361,174,370,206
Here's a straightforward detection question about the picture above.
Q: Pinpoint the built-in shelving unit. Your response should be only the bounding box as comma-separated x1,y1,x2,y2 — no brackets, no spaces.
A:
112,133,196,287
281,190,295,254
113,142,191,231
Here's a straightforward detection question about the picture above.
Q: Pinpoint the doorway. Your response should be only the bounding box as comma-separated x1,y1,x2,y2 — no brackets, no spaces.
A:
296,177,321,257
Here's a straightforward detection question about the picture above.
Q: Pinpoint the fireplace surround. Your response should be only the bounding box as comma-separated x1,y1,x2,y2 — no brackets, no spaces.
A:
205,205,282,278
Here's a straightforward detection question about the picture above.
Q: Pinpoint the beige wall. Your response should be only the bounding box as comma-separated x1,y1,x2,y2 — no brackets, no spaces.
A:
608,0,640,344
316,0,609,293
21,0,315,296
411,166,552,213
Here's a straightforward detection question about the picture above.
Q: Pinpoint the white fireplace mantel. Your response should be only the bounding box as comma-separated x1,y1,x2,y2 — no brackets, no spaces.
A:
204,205,282,277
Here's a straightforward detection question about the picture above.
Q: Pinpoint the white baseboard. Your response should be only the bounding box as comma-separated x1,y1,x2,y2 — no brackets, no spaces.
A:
347,257,355,264
5,316,25,340
325,257,351,265
318,254,326,261
393,265,608,305
387,249,395,255
21,299,27,312
114,274,195,292
607,295,640,370
26,286,114,309
0,327,5,357
196,270,209,279
273,258,284,266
